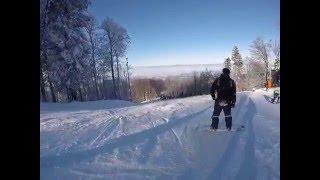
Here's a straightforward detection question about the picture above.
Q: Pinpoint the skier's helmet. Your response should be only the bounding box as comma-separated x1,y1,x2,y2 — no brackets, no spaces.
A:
222,68,230,75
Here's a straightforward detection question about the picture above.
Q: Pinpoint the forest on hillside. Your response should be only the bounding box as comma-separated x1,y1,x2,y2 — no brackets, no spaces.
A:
40,0,280,103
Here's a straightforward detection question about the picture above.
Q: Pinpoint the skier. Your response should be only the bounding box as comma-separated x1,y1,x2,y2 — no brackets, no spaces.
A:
210,68,236,131
271,90,280,103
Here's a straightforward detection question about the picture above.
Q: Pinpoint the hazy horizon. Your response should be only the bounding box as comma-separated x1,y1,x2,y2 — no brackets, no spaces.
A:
132,62,222,68
132,63,223,79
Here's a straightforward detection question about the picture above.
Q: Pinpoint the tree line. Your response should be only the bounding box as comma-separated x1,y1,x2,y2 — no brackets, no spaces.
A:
131,36,280,103
224,37,280,91
40,0,131,103
131,70,220,102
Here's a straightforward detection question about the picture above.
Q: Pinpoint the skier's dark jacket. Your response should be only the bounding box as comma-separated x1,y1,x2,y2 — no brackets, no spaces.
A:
210,73,236,105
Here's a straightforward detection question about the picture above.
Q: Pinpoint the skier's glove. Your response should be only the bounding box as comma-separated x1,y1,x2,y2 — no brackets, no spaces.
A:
231,102,235,108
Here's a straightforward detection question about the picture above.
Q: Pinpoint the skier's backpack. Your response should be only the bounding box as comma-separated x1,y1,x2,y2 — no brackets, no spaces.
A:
215,77,235,103
216,78,234,91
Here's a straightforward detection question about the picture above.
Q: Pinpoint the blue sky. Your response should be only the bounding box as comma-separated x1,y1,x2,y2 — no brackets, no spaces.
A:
89,0,279,66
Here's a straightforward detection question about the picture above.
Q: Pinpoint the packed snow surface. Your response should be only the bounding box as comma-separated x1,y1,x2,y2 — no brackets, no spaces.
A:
40,90,279,180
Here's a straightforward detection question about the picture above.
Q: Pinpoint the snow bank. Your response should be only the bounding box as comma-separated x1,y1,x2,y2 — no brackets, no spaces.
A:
250,90,280,180
40,100,136,114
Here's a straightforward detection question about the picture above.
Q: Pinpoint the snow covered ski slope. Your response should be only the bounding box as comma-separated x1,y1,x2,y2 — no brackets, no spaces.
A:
40,90,280,180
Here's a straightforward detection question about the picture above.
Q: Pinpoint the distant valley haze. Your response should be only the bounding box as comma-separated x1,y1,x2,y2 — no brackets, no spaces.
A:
132,63,223,79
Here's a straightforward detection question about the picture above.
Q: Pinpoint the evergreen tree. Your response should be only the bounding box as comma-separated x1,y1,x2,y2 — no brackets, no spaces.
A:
40,0,94,102
231,46,245,90
224,57,231,70
231,46,244,79
40,0,132,102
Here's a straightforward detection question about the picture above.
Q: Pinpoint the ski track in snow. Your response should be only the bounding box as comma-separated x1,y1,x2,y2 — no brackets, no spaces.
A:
40,91,279,180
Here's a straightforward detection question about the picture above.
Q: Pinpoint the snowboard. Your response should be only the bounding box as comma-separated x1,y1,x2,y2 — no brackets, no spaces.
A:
207,125,245,133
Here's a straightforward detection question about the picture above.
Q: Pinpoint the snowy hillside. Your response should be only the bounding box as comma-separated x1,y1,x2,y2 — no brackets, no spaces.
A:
40,90,279,180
